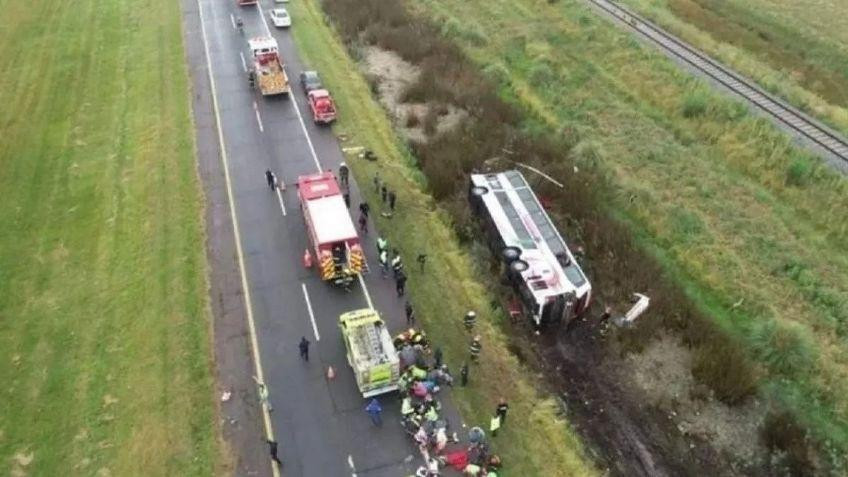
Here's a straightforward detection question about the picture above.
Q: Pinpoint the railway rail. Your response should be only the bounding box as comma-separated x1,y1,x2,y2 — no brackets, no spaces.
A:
587,0,848,165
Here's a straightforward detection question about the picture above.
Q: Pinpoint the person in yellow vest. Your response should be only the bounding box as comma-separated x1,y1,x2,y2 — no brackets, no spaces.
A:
489,413,502,437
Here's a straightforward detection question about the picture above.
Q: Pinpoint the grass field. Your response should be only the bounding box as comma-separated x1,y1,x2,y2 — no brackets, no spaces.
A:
406,0,848,468
619,0,848,135
284,1,598,475
0,0,217,475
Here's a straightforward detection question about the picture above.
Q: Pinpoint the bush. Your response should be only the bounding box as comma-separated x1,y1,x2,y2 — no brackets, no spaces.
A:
691,338,758,405
762,409,818,476
681,90,709,118
749,320,818,376
529,61,557,88
785,158,813,186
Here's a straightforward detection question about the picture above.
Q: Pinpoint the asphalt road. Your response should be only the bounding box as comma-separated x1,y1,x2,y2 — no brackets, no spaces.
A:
186,0,464,475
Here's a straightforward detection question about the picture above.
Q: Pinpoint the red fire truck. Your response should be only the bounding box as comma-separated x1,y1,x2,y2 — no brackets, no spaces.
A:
307,89,337,124
297,171,364,287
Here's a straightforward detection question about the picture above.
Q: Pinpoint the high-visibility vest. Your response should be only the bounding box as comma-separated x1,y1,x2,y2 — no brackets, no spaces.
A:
470,340,482,355
401,398,414,415
349,247,364,273
411,366,427,380
320,252,334,280
490,415,501,432
424,406,438,422
377,238,387,252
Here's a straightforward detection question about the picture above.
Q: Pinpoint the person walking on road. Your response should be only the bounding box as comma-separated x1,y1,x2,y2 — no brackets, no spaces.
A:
469,335,482,363
379,248,389,278
339,162,349,187
405,301,415,326
266,439,283,468
365,398,383,427
396,270,407,297
377,236,388,255
358,213,368,234
252,376,273,412
359,201,370,218
496,398,509,424
464,311,477,332
460,362,469,387
388,190,397,214
265,169,275,191
391,250,404,278
299,336,310,362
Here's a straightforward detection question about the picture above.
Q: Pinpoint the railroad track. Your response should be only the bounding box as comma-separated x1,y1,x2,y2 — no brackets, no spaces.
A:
586,0,848,165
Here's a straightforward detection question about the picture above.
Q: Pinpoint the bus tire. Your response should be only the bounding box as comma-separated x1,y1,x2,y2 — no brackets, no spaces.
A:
509,260,529,274
470,186,489,197
501,246,521,263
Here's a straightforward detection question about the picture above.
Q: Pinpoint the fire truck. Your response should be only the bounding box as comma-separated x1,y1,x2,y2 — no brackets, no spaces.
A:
469,170,592,328
248,37,289,96
297,171,364,287
307,89,337,124
339,308,400,397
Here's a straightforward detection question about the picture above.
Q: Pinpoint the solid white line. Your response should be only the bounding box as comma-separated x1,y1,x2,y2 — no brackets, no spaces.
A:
229,12,235,30
348,454,357,477
301,283,321,341
196,0,279,476
239,51,247,72
255,1,323,173
357,274,373,309
275,186,287,217
254,101,265,132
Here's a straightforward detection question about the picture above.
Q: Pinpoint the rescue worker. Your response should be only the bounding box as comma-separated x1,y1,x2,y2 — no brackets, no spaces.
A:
379,248,389,278
338,162,349,187
489,413,501,437
248,69,256,89
388,190,397,213
299,336,310,362
464,311,477,332
358,213,368,234
365,398,383,427
401,394,415,417
424,404,439,423
411,329,427,348
410,365,428,381
469,336,482,363
391,249,404,277
405,301,415,326
460,362,469,386
377,236,388,255
396,270,407,297
433,346,443,368
495,398,509,424
265,169,275,190
359,201,370,218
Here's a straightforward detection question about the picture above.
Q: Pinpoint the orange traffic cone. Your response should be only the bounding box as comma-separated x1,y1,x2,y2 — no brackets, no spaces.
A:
303,249,313,269
326,366,335,380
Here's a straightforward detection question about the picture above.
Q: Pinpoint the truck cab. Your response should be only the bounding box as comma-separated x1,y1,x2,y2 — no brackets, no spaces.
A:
339,309,400,397
307,89,337,124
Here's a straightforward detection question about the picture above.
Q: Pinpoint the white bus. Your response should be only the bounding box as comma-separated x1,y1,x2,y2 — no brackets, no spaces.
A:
469,170,591,327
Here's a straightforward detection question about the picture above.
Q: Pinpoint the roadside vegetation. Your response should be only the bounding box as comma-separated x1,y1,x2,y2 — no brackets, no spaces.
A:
285,1,598,475
0,0,217,475
297,0,848,474
619,0,848,135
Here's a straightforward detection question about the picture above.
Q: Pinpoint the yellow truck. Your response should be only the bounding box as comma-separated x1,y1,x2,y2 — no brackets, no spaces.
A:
248,36,289,96
339,309,400,397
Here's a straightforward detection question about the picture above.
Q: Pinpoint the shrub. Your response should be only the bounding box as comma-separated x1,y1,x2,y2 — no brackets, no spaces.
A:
762,409,818,476
749,320,818,376
691,338,758,405
529,61,557,88
681,90,709,118
785,158,813,186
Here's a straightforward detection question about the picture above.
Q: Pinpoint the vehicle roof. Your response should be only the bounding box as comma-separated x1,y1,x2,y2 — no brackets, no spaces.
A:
306,196,357,244
302,70,320,79
248,36,278,51
309,89,331,98
272,8,288,14
470,170,590,298
340,309,398,368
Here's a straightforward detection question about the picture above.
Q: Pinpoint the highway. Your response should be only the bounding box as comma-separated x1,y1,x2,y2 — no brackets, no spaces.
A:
183,0,463,475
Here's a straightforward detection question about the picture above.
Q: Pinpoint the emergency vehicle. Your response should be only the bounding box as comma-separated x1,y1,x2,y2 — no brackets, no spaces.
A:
248,37,289,96
469,170,591,327
339,309,400,397
297,171,364,287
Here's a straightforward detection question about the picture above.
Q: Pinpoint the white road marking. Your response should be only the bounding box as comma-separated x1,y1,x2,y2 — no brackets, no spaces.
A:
253,101,265,132
357,274,373,309
196,0,279,476
229,12,235,30
275,185,287,217
301,283,321,341
348,454,357,477
255,2,272,36
239,51,247,72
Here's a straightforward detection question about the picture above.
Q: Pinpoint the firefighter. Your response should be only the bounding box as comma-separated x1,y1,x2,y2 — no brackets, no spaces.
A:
411,329,427,349
460,362,469,386
338,162,349,187
495,398,509,424
379,248,389,278
377,236,388,255
464,311,477,332
391,250,404,277
405,301,415,326
396,270,407,297
469,335,482,363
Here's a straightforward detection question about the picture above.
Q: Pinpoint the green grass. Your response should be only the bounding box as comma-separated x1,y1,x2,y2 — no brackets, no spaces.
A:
285,1,598,475
0,0,217,475
619,0,848,135
406,0,848,467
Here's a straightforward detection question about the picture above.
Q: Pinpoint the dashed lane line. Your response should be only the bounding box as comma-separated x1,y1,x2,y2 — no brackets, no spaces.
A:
301,283,321,341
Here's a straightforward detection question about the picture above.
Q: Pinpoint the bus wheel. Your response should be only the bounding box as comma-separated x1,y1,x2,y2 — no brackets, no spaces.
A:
501,246,521,263
470,186,489,196
509,259,529,273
